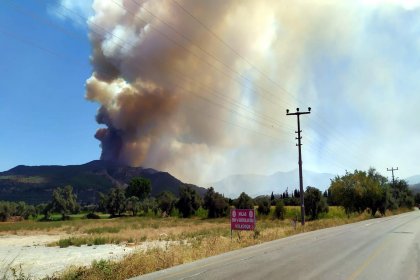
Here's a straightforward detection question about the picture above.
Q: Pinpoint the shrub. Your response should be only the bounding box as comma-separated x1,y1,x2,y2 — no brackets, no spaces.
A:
203,187,228,218
234,192,253,209
85,213,101,219
257,198,271,216
274,200,286,220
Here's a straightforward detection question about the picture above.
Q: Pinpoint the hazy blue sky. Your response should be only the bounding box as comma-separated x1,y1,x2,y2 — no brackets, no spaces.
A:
0,0,419,185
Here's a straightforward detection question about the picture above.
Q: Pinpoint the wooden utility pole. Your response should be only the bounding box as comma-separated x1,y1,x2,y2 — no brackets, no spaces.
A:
387,167,398,186
286,107,311,225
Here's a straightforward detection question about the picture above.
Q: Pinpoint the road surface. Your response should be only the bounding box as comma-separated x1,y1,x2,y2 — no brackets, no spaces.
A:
132,210,420,280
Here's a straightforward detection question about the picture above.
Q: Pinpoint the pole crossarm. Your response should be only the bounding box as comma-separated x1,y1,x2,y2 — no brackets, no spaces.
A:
387,167,398,187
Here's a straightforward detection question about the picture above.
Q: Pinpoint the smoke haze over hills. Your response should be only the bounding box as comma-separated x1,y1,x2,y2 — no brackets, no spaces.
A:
83,0,420,185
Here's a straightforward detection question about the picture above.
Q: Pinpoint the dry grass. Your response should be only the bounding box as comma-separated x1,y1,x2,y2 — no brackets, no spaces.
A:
56,207,406,280
1,207,413,279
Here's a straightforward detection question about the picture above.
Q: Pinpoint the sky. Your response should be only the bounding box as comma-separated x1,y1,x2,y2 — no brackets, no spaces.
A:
0,0,419,186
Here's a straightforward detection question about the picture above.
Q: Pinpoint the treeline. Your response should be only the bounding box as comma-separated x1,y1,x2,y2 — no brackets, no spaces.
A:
1,168,419,222
0,201,38,221
328,168,416,216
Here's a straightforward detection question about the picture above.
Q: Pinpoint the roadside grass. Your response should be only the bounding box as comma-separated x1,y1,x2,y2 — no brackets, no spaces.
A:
57,208,386,280
0,207,414,279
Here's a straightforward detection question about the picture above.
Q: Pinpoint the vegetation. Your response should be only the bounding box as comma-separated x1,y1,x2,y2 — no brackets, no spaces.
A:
103,187,126,217
176,185,202,218
304,186,328,220
415,193,420,206
126,196,140,216
257,197,271,216
234,192,254,209
329,168,414,216
125,177,151,201
157,191,176,215
0,168,416,279
203,187,229,218
49,185,80,220
0,201,37,222
2,205,409,280
274,200,286,220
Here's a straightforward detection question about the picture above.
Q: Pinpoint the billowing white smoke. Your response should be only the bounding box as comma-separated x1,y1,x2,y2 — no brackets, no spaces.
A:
86,0,303,182
86,0,419,185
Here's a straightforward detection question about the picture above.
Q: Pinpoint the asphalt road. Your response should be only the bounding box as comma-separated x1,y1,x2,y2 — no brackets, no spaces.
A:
132,210,420,280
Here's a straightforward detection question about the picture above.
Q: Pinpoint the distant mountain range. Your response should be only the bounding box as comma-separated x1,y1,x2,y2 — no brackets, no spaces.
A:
210,169,335,198
406,175,420,185
0,160,206,205
1,160,418,204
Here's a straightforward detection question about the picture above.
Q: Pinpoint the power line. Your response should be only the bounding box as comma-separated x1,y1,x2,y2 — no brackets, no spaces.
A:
167,0,367,165
170,0,294,102
5,0,367,174
116,0,290,107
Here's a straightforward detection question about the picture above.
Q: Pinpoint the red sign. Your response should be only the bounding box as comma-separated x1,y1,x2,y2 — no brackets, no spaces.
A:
231,209,256,231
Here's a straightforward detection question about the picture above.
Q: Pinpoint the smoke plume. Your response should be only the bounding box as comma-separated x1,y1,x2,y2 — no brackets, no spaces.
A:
86,0,420,184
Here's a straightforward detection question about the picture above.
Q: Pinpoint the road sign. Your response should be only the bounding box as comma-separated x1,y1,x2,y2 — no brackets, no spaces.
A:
230,209,256,231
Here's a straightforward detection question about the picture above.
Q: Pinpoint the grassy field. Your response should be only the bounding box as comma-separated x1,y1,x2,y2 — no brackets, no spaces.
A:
0,206,412,280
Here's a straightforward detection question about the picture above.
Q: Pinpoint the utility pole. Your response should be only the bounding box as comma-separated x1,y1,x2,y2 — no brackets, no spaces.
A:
387,167,398,186
286,107,311,225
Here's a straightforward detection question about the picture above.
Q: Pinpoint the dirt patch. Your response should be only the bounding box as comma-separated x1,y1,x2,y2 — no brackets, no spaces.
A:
0,234,179,279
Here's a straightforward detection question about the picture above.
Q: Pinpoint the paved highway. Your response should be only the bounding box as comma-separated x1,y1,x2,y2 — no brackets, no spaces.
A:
132,210,420,280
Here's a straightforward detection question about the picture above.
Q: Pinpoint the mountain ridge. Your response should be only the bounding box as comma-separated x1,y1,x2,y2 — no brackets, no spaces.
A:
0,160,206,204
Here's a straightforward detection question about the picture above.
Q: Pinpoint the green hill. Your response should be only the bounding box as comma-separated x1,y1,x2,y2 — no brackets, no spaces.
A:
0,160,205,205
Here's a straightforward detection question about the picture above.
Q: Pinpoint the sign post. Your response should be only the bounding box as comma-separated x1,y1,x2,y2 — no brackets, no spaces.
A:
230,209,256,239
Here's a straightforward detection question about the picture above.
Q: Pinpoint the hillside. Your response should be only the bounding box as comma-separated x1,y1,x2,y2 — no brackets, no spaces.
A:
406,175,420,185
410,183,420,194
211,169,335,198
0,160,205,204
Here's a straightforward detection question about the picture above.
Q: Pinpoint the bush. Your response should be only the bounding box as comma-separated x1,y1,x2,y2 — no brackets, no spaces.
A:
203,187,228,218
274,200,286,220
234,192,253,209
195,207,208,218
257,198,271,216
176,185,202,218
85,213,101,219
304,186,329,220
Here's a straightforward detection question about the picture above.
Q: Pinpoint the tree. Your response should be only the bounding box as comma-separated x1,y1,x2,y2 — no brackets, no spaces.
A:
0,201,15,222
125,177,151,201
203,187,228,218
141,197,158,216
274,200,286,220
126,196,140,216
38,203,52,220
234,192,253,209
157,191,176,215
177,185,202,218
270,192,275,205
257,197,271,216
304,186,328,220
98,192,107,213
392,179,414,209
415,193,420,206
328,168,411,216
51,185,80,220
106,187,126,217
329,170,365,216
